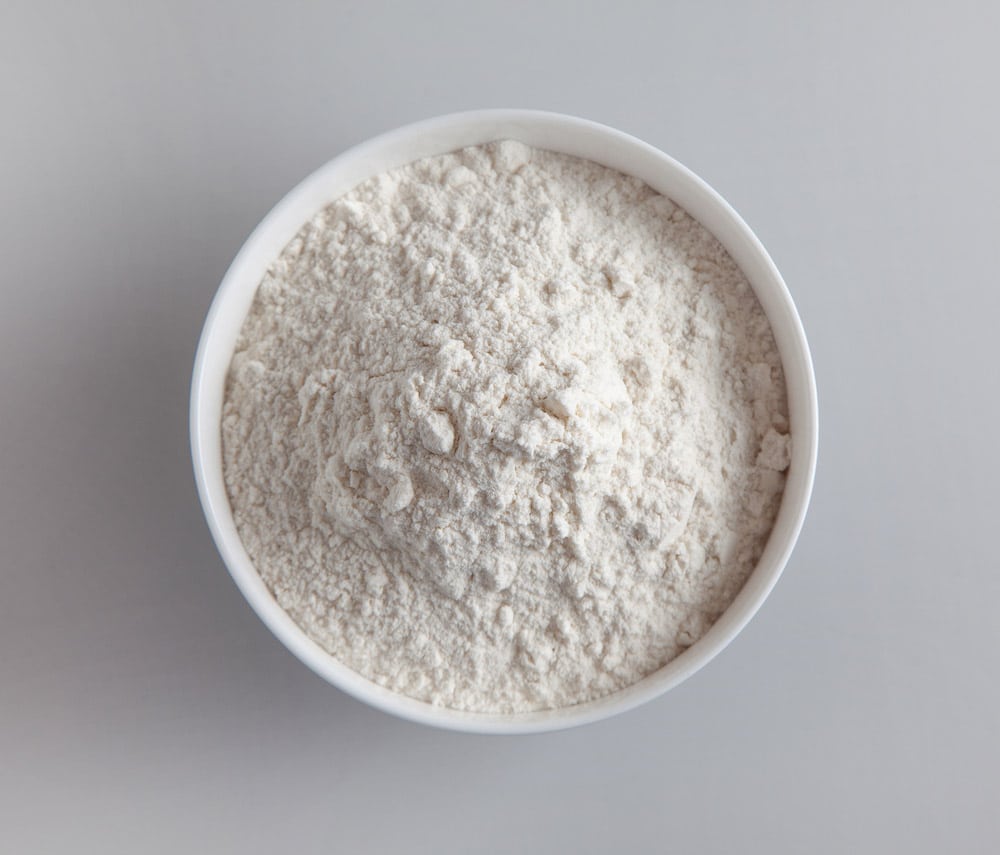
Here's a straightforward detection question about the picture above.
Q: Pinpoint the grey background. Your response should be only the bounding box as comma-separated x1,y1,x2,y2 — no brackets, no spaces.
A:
2,1,997,852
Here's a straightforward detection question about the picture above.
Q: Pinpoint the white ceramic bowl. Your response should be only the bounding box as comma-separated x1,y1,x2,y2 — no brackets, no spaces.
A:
190,110,818,733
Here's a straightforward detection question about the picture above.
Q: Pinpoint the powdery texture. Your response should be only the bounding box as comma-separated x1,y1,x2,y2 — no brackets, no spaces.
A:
222,141,790,713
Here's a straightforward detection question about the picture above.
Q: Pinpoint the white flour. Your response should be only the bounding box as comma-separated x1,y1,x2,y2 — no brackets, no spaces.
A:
222,141,789,713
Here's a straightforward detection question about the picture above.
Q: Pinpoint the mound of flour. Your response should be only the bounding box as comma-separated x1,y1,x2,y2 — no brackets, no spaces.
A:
222,141,789,713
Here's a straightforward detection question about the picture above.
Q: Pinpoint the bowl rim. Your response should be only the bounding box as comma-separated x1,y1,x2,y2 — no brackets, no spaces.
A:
190,109,818,734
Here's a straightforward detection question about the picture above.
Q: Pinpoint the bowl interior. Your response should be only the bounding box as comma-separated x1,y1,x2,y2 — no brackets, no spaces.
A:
190,110,818,733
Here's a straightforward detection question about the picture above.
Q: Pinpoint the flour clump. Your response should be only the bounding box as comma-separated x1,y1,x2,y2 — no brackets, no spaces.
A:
222,141,790,713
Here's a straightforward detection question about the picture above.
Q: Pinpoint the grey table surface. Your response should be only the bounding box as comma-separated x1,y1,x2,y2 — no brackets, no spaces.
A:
3,2,998,852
